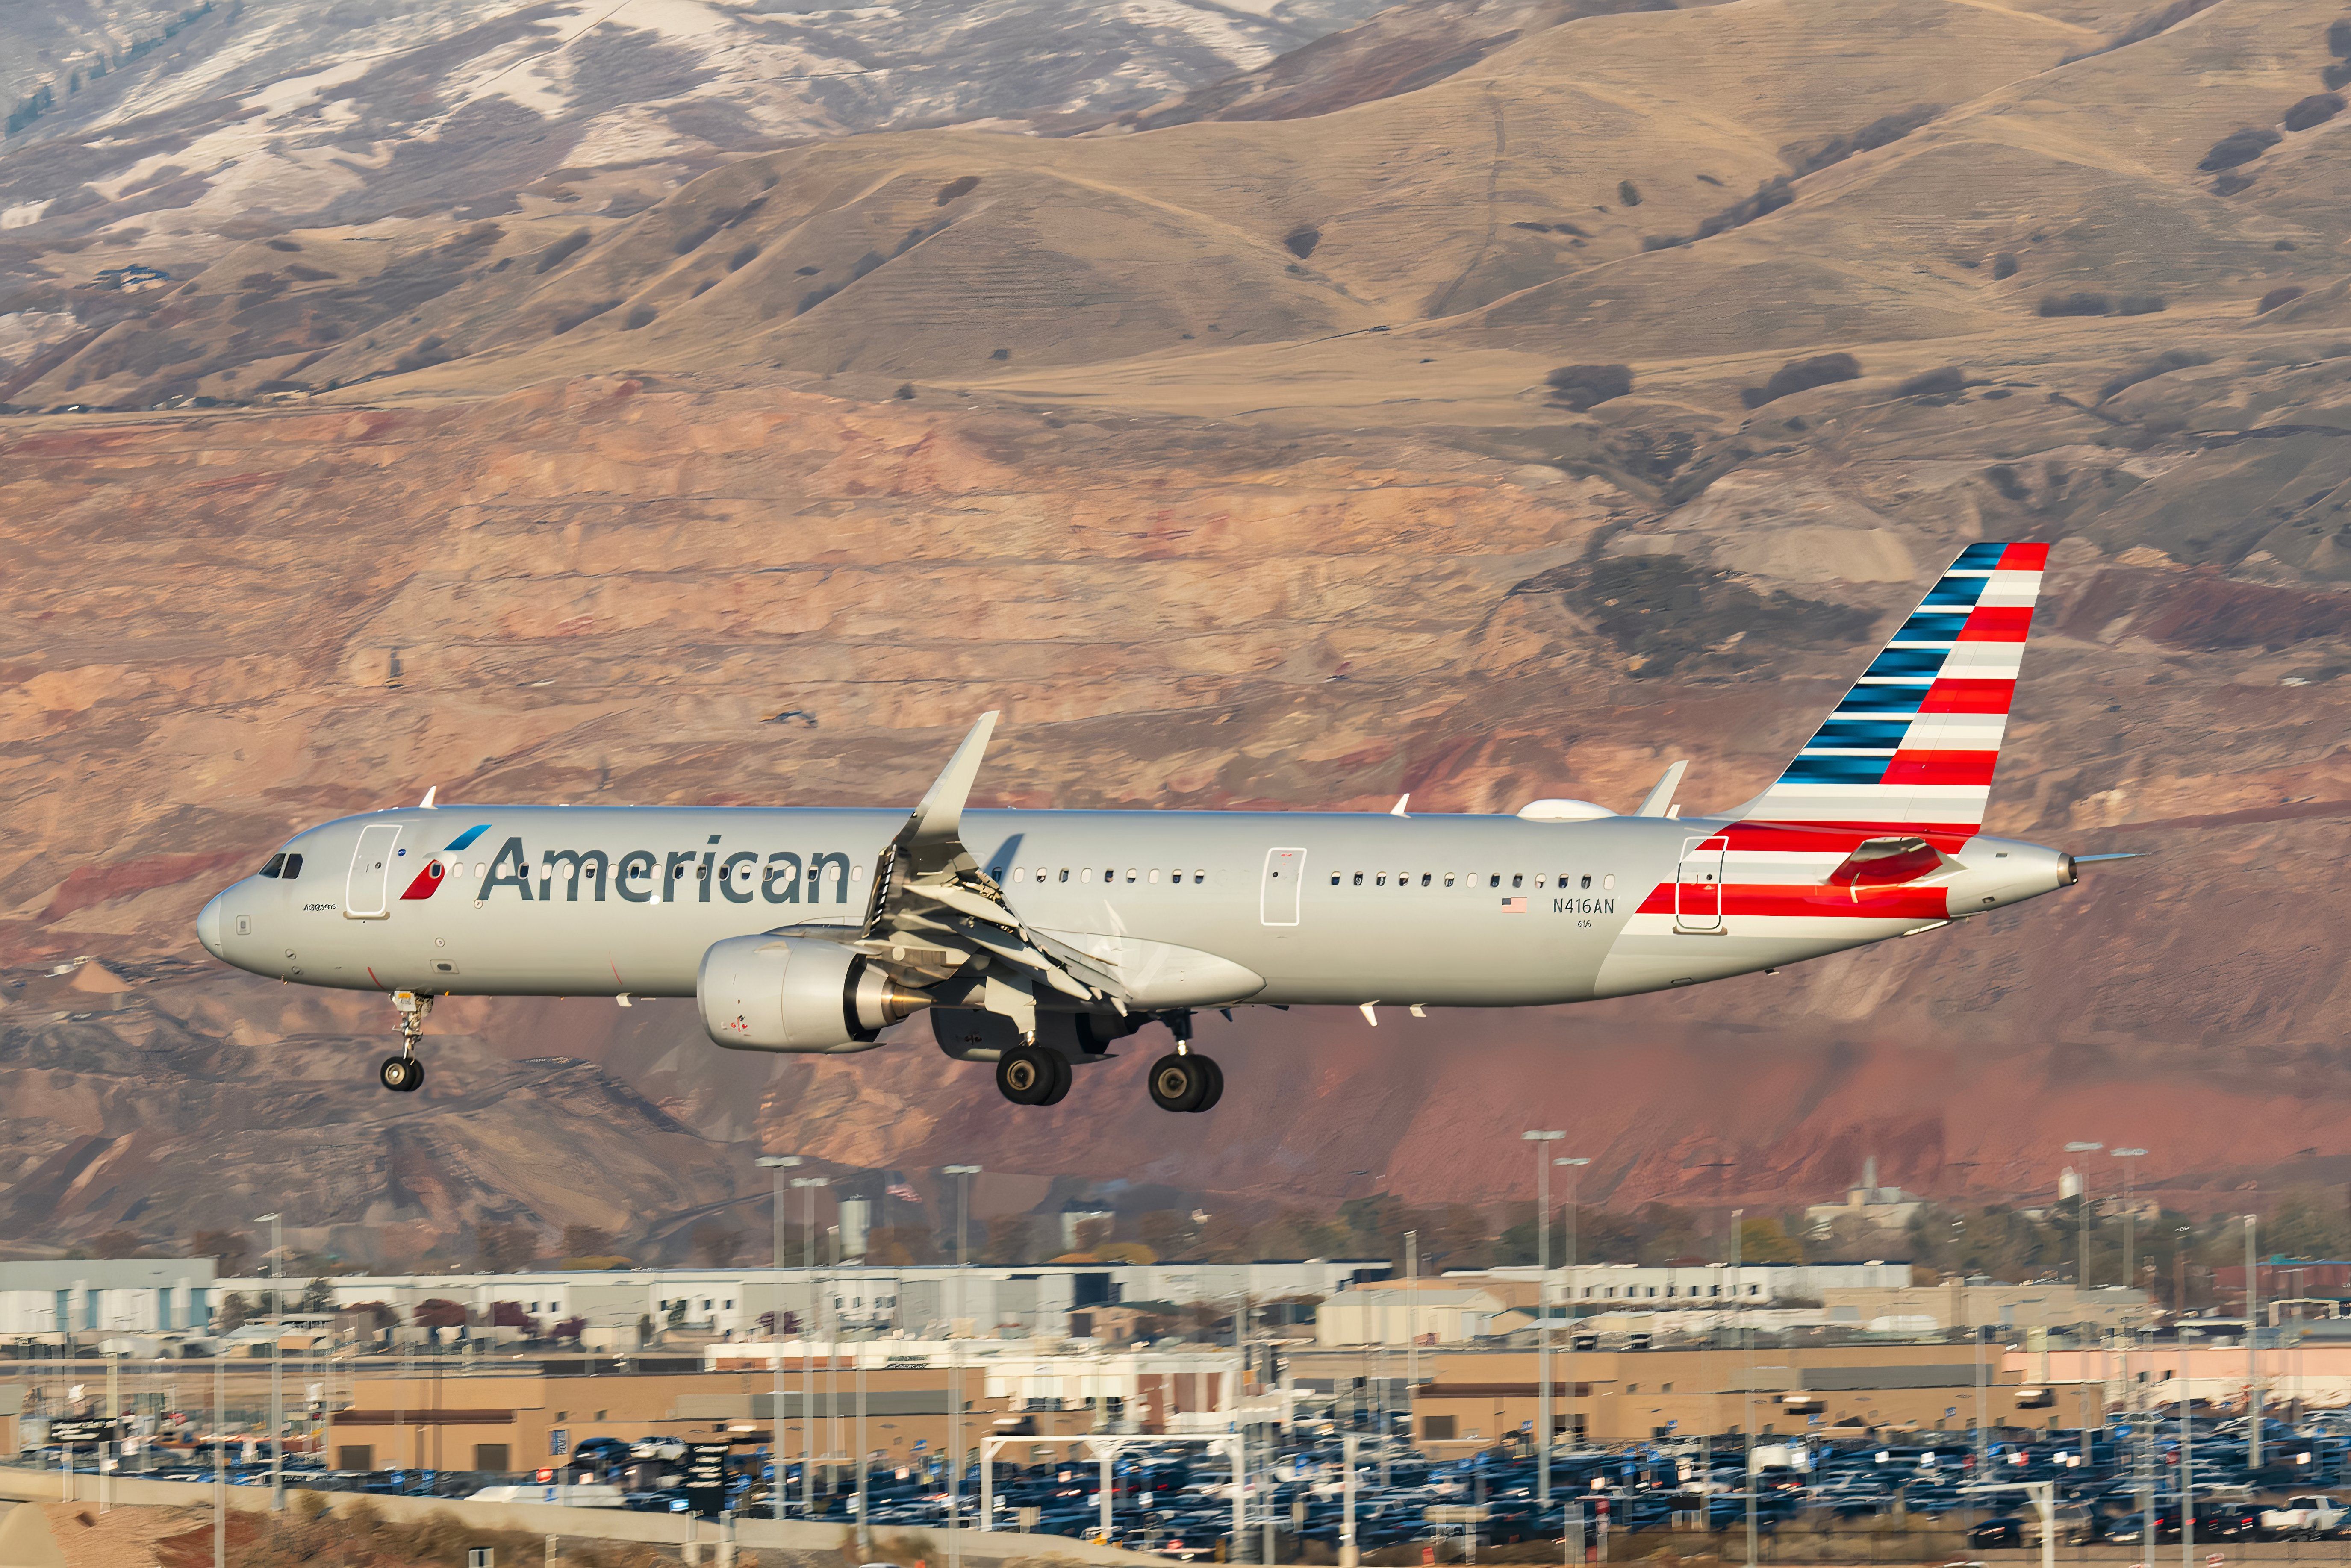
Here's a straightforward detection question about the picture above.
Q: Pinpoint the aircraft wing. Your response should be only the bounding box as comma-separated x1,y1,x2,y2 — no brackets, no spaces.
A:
831,713,1129,1032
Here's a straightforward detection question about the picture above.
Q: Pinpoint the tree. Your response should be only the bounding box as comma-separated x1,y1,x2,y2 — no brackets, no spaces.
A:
298,1277,335,1314
1138,1210,1199,1260
414,1298,469,1329
90,1229,149,1258
215,1292,253,1332
341,1301,399,1333
192,1229,251,1276
691,1224,742,1268
665,1299,688,1330
489,1302,542,1336
561,1224,616,1260
1738,1216,1803,1265
476,1222,539,1272
552,1315,586,1340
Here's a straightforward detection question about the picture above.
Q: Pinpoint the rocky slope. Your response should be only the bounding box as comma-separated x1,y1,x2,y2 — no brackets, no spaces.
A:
2,0,2350,1263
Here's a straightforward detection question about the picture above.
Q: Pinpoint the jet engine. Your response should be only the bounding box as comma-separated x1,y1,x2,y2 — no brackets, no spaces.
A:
697,935,928,1053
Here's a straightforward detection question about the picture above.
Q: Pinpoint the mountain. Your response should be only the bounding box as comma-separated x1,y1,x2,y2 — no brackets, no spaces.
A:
2,0,2349,1264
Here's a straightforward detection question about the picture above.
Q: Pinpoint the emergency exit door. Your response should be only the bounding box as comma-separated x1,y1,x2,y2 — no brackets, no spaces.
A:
1674,834,1728,933
345,824,402,919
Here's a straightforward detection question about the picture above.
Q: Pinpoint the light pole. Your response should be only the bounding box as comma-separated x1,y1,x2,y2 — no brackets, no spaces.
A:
255,1212,284,1512
2112,1150,2147,1293
2245,1213,2262,1469
793,1175,830,1512
756,1155,801,1527
944,1164,981,1568
2063,1141,2102,1467
1556,1156,1590,1463
1523,1131,1564,1503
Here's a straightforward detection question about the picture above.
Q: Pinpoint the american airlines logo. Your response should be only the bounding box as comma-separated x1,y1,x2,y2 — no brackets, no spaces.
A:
401,828,860,906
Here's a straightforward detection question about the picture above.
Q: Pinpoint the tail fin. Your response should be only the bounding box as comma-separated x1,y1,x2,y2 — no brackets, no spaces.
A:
1731,541,2050,842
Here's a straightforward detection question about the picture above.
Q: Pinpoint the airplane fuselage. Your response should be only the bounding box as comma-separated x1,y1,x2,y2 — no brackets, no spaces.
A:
196,803,2072,1010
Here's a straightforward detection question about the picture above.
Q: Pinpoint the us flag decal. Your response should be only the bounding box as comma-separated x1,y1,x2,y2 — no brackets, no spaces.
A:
1501,896,1529,913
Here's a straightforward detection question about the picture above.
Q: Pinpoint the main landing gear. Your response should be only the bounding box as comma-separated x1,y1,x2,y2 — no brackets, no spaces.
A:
380,991,430,1094
995,1045,1072,1106
1147,1050,1223,1114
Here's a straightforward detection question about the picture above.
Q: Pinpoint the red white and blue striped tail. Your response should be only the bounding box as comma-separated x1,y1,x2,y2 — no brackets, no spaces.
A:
1731,541,2050,844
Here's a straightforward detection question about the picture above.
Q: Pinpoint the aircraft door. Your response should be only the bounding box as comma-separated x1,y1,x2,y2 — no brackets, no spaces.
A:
345,824,402,919
1259,847,1306,927
1674,834,1728,933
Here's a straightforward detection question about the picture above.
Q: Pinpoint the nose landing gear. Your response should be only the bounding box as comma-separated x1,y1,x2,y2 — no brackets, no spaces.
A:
380,991,431,1093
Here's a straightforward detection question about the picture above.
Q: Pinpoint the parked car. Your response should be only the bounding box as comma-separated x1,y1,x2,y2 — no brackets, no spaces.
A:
1967,1517,2025,1548
2261,1494,2349,1539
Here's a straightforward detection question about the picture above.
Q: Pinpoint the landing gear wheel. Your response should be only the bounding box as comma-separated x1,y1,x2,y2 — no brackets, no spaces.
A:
996,1047,1054,1106
1148,1053,1210,1113
1036,1050,1073,1106
1188,1055,1223,1113
379,1055,423,1093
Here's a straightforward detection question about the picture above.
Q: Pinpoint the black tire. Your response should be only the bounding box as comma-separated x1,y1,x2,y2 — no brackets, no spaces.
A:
1037,1050,1073,1105
1188,1055,1223,1112
405,1058,426,1093
379,1055,418,1093
996,1047,1052,1105
1147,1053,1208,1112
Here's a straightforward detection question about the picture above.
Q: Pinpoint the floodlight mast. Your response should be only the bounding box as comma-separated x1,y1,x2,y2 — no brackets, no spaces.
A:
755,1155,802,1528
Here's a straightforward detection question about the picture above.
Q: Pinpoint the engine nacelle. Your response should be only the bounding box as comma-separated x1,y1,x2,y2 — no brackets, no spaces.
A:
698,935,928,1053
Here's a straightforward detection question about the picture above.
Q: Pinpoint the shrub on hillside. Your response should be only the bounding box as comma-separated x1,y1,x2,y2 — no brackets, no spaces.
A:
1617,179,1643,206
2212,171,2256,196
2330,17,2351,54
2096,349,2210,403
551,298,620,334
2118,292,2168,315
2285,93,2346,132
622,304,656,330
848,249,886,282
1740,352,1862,408
2199,127,2280,170
534,229,590,274
728,242,760,271
1894,366,1965,397
390,335,449,374
935,175,981,205
1991,252,2019,280
1694,176,1793,240
2039,291,2112,317
2257,286,2306,315
1283,224,1321,259
1782,105,1938,176
796,284,839,315
2327,62,2351,90
1545,363,1634,410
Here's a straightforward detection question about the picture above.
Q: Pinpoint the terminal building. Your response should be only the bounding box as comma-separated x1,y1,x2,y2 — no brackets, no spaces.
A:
212,1259,1386,1343
0,1259,217,1336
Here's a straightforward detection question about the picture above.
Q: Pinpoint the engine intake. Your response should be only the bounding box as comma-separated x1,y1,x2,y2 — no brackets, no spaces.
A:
698,935,928,1053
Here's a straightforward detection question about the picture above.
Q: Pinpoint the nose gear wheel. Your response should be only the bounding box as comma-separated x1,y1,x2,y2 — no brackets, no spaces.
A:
378,1055,424,1093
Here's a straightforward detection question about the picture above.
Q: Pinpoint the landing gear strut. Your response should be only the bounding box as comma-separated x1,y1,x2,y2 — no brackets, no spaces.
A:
380,991,430,1094
1147,1051,1222,1113
995,1045,1072,1106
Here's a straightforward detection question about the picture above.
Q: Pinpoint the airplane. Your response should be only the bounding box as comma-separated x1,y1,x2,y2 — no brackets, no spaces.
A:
197,541,2109,1111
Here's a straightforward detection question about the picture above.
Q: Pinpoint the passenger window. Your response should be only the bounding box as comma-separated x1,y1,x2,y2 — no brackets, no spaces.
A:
1352,873,1363,886
990,866,1005,880
1149,869,1161,884
1512,874,1523,889
1488,874,1501,888
1375,874,1386,887
1060,868,1069,882
283,854,303,879
1535,875,1547,889
1603,874,1616,890
1331,874,1341,885
259,854,286,878
1420,874,1431,887
1444,873,1455,887
1125,868,1137,883
1081,868,1093,883
1581,874,1592,889
1012,867,1028,882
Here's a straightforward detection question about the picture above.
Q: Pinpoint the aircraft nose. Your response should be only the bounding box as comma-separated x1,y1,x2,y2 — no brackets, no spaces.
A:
197,892,225,960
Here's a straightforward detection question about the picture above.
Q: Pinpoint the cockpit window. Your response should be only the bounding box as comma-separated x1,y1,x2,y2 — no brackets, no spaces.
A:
259,854,286,878
282,853,303,880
